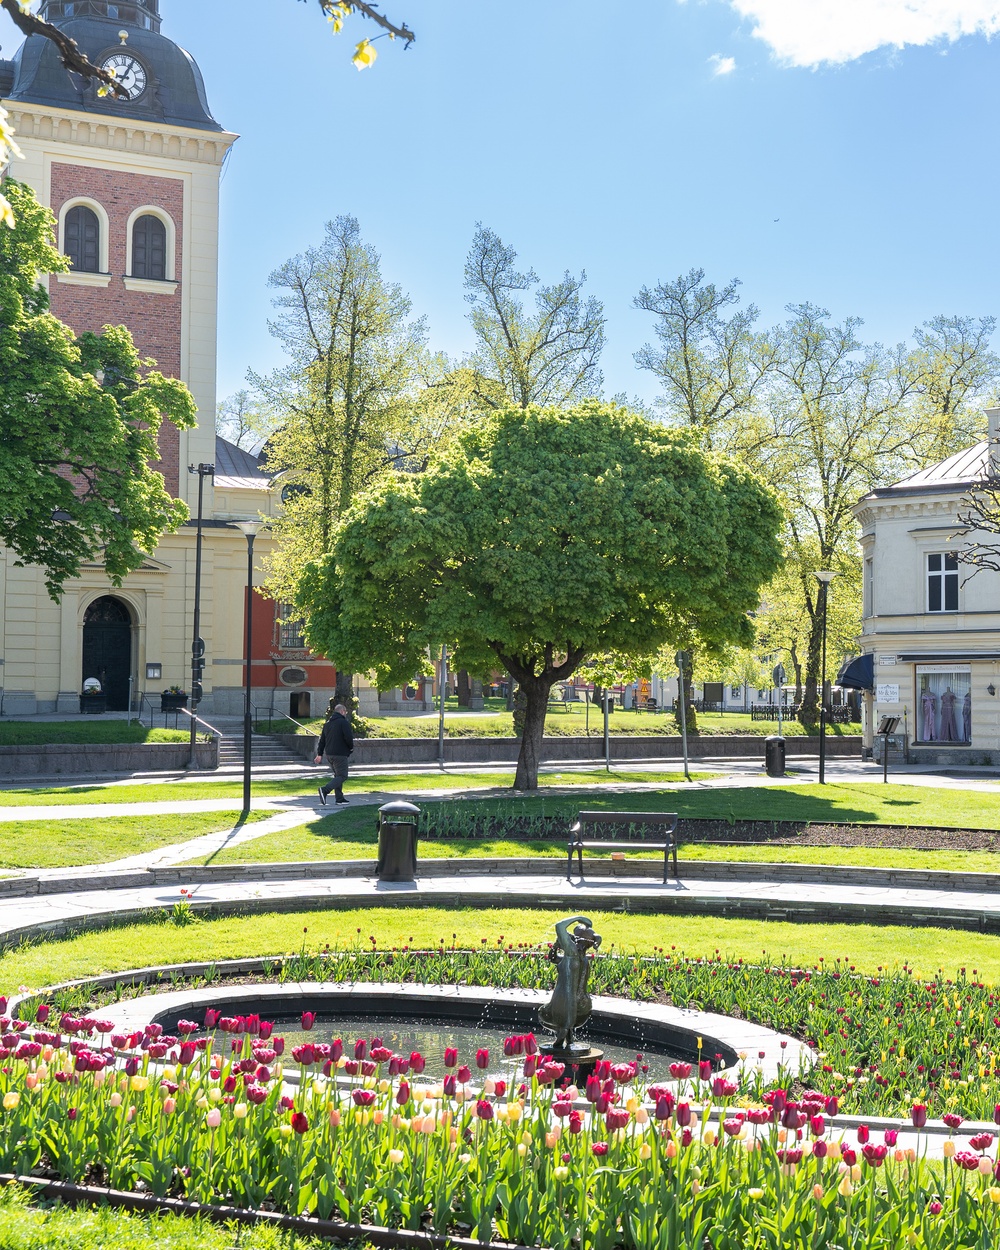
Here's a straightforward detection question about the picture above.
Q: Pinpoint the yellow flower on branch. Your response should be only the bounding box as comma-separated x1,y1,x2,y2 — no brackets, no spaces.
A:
353,38,378,70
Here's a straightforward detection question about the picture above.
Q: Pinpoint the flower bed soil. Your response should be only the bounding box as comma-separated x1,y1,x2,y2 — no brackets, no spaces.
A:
420,815,1000,851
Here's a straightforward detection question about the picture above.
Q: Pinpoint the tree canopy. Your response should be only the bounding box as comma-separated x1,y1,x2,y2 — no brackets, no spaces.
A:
297,401,784,787
0,179,195,597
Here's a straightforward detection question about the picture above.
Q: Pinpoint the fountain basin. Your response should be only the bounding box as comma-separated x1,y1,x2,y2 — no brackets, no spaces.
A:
89,981,813,1087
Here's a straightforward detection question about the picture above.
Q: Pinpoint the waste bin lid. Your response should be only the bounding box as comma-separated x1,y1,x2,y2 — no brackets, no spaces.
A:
378,800,421,818
764,735,786,743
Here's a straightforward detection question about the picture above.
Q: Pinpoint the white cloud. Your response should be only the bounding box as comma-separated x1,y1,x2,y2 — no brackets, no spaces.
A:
728,0,1000,66
708,52,738,74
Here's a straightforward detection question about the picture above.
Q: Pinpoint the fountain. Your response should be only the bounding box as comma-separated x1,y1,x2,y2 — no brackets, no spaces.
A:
538,914,605,1079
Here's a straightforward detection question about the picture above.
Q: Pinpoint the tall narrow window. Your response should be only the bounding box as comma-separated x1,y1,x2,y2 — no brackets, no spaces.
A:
64,205,100,272
927,552,959,612
864,556,874,617
131,214,167,280
277,604,306,650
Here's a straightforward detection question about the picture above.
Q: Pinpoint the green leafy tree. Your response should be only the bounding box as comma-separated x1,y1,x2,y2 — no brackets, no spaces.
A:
216,389,279,453
0,179,195,598
297,401,783,789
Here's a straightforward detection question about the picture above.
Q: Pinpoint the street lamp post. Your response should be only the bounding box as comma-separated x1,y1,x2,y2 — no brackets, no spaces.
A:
188,462,214,767
814,570,839,785
235,521,264,814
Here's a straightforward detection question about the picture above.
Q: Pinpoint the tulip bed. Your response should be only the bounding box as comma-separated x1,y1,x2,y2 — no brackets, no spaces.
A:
5,1005,1000,1249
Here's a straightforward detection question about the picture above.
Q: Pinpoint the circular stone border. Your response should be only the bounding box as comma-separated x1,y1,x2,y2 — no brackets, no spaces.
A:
11,971,812,1089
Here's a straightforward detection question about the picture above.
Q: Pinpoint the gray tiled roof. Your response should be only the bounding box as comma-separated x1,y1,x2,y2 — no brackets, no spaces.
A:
214,435,264,479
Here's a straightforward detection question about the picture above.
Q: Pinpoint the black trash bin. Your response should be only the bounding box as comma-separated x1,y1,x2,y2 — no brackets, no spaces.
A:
375,800,421,882
764,734,786,778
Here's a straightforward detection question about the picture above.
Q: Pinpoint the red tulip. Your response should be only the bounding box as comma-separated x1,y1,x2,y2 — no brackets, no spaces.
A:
524,1034,538,1056
606,1108,630,1131
35,1005,50,1024
928,1201,942,1215
856,1124,869,1144
552,1099,573,1118
669,1062,692,1080
273,1038,285,1056
457,1065,471,1084
259,1021,274,1040
943,1113,963,1130
883,1129,898,1147
246,1084,267,1105
443,1074,457,1096
410,1051,426,1075
809,1115,825,1138
476,1048,489,1070
840,1147,857,1166
681,1128,693,1147
444,1047,458,1068
592,1142,609,1156
585,1076,601,1104
523,1056,537,1078
396,1082,410,1105
955,1151,981,1172
970,1132,994,1152
813,1140,828,1158
204,1009,220,1029
352,1089,375,1107
493,1079,507,1098
280,1095,295,1110
568,1111,583,1134
747,1108,772,1125
698,1060,712,1081
675,1101,692,1127
291,1111,309,1133
476,1098,494,1120
330,1039,343,1062
354,1039,367,1060
722,1117,743,1137
178,1042,197,1066
176,1019,199,1036
291,1045,316,1066
301,1012,315,1032
862,1144,888,1168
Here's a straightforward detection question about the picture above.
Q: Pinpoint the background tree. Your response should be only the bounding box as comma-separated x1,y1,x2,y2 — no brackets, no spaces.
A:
0,179,195,598
297,401,783,789
462,225,606,410
633,267,775,449
253,214,431,708
216,389,279,454
902,315,1000,466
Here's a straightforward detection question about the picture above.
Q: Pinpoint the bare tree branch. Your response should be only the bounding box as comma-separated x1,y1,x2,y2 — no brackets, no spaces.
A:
0,0,126,95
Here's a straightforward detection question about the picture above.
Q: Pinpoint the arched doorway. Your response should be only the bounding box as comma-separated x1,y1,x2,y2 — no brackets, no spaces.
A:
82,596,133,711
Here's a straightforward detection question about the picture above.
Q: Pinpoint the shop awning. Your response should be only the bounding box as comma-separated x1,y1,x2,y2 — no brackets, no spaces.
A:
837,653,874,692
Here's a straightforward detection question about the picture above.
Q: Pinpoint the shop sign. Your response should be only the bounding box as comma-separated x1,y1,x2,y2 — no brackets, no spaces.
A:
876,684,900,703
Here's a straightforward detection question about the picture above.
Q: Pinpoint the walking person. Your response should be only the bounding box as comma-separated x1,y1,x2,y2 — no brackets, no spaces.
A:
315,701,354,805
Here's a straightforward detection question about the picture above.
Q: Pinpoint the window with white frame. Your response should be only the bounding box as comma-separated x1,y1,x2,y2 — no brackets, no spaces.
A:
927,553,959,612
864,556,873,617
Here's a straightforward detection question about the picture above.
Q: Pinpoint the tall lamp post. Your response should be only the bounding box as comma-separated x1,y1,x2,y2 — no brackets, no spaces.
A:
188,462,214,767
235,521,264,814
814,570,838,785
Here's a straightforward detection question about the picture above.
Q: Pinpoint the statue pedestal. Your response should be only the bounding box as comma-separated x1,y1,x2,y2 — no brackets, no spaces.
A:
540,1041,604,1083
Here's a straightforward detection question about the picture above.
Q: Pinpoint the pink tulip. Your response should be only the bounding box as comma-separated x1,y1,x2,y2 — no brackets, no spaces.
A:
352,1089,376,1107
204,1009,220,1029
162,1098,176,1115
884,1129,899,1147
970,1133,995,1152
592,1142,608,1156
177,1020,199,1036
669,1062,692,1080
928,1201,943,1215
206,1108,221,1129
552,1099,573,1118
943,1113,963,1130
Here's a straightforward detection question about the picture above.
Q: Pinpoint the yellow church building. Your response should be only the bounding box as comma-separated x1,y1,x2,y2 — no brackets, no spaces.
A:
0,0,340,721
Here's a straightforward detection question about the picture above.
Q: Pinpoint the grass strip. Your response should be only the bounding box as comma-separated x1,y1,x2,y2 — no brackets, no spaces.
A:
4,905,1000,991
0,721,188,745
0,810,268,870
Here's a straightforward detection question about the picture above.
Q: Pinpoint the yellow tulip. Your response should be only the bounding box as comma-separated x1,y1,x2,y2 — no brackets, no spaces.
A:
129,1076,149,1092
748,1187,764,1200
838,1175,853,1198
2,1092,19,1111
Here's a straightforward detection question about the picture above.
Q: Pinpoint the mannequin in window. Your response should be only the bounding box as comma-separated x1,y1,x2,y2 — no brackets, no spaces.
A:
939,686,959,741
921,688,937,741
963,691,972,742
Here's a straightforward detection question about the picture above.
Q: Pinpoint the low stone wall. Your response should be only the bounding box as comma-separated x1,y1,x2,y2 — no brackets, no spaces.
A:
0,739,218,778
278,733,861,766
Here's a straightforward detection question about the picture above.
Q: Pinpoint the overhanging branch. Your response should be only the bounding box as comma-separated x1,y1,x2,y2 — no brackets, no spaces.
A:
0,0,126,95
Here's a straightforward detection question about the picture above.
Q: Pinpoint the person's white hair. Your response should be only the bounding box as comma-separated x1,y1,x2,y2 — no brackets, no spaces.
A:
334,703,348,714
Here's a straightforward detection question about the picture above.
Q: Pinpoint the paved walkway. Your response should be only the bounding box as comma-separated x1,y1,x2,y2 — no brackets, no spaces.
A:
4,864,1000,952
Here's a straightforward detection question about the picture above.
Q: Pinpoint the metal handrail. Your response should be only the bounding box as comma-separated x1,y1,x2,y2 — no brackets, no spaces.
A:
250,702,313,735
175,706,223,740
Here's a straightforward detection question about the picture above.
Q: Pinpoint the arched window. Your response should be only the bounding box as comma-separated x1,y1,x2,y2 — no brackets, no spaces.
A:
64,205,100,273
131,213,167,281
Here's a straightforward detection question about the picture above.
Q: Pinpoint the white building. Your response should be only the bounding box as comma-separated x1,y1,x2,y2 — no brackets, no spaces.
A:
849,408,1000,763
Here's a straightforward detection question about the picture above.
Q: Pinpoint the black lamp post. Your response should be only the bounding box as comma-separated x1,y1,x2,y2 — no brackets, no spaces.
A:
235,521,264,814
814,570,838,785
188,462,214,766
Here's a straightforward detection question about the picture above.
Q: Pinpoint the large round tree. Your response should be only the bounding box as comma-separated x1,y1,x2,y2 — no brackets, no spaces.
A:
299,401,784,788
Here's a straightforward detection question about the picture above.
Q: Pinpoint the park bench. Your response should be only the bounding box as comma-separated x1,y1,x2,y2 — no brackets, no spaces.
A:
567,810,679,884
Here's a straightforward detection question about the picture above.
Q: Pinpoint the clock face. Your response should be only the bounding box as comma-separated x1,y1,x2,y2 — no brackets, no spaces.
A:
100,53,148,101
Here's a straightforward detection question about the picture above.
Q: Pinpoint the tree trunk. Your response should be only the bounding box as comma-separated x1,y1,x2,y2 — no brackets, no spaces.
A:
505,674,515,712
457,670,471,708
791,644,803,704
514,677,553,790
800,611,823,725
335,670,358,723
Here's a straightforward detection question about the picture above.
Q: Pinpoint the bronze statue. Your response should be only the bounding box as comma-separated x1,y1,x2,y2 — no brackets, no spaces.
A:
538,914,602,1051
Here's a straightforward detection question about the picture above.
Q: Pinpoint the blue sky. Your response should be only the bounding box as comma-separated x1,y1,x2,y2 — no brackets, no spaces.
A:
3,1,999,404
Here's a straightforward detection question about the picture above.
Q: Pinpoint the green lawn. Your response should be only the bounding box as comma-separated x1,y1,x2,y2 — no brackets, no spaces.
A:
0,1188,324,1250
0,809,267,870
0,720,188,745
4,905,999,993
291,705,851,739
0,769,710,806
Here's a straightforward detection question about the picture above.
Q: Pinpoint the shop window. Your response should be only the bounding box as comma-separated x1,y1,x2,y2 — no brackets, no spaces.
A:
917,665,971,743
927,553,958,612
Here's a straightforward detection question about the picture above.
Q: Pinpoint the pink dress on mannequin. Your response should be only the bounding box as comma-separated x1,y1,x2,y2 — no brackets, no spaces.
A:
939,688,959,741
921,690,937,741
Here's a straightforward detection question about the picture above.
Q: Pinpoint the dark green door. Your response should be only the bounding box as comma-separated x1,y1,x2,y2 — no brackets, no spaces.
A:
82,596,132,711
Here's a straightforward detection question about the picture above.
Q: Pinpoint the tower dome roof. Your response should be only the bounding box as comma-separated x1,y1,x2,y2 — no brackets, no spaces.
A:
3,0,222,131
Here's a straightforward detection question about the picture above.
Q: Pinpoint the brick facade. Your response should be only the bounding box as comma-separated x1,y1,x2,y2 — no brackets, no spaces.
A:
48,162,184,495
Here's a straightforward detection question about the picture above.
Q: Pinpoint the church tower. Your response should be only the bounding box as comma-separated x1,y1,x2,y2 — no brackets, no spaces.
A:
1,0,235,504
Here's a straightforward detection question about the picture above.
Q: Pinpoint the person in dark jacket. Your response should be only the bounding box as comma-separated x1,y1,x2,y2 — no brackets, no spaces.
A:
315,702,354,805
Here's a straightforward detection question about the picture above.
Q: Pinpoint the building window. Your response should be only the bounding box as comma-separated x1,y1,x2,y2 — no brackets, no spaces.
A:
131,214,167,280
64,204,100,272
927,552,959,612
917,664,971,743
277,605,306,650
864,556,873,617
